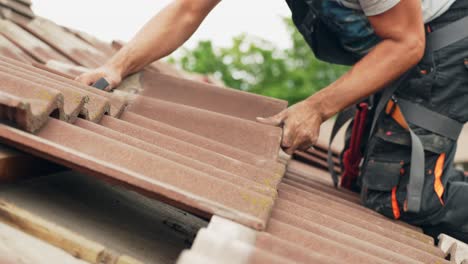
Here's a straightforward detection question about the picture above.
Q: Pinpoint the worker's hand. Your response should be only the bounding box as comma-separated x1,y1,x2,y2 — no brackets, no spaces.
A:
75,65,122,92
257,99,323,155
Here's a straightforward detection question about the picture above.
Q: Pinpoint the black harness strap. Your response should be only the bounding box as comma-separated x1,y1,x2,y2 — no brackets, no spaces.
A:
398,99,463,141
426,16,468,52
406,129,425,213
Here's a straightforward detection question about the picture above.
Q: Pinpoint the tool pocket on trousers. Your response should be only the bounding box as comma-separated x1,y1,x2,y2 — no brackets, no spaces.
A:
361,159,402,191
398,66,433,103
361,138,407,219
375,116,453,155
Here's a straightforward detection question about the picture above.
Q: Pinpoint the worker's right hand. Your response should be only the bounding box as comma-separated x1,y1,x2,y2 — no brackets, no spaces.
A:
75,65,122,92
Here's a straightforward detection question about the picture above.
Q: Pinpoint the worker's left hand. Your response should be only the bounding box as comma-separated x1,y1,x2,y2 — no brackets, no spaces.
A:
257,99,323,155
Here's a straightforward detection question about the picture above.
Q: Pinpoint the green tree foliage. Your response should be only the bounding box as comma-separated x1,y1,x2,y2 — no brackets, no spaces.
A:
169,18,348,105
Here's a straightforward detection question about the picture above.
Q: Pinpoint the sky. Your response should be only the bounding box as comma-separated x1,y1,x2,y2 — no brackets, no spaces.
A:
31,0,293,50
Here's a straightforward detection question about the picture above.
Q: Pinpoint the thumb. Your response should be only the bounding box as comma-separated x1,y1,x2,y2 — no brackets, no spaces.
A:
256,111,287,127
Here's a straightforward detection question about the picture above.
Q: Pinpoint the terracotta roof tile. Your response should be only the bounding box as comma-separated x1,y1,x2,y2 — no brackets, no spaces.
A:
64,27,116,57
0,58,111,122
120,112,283,171
0,73,65,132
0,6,30,25
254,233,337,264
0,0,33,18
273,208,438,262
124,70,288,121
11,0,31,6
23,18,107,67
0,33,34,62
99,116,283,189
0,19,72,64
267,218,407,264
127,96,283,159
75,118,276,197
1,56,126,117
0,118,275,229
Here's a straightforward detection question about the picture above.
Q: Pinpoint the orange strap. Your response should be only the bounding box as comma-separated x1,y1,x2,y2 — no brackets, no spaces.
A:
434,153,446,205
385,101,409,129
391,187,401,219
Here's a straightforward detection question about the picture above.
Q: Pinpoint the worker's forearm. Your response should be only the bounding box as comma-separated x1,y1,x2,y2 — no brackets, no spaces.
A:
106,1,217,77
307,37,425,120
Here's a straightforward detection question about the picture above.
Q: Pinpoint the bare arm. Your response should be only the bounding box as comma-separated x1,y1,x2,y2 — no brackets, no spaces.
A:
77,0,220,90
259,0,425,154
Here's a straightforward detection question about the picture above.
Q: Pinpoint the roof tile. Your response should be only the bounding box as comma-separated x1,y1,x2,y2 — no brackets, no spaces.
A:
127,96,282,159
23,18,107,67
0,58,111,122
0,0,33,18
120,112,283,171
0,33,33,62
1,55,126,117
83,116,280,196
0,64,87,122
0,19,72,63
127,70,288,121
0,119,275,229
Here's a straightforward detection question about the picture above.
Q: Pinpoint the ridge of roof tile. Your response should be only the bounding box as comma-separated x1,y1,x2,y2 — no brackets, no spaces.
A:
0,33,33,62
0,87,62,133
0,0,33,18
131,70,288,121
0,19,72,63
0,56,126,117
119,112,285,171
127,96,283,159
23,17,107,67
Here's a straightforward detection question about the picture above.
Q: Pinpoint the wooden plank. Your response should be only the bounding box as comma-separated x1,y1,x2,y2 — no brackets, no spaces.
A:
0,200,107,262
0,200,145,263
0,171,203,263
117,256,144,264
0,221,87,264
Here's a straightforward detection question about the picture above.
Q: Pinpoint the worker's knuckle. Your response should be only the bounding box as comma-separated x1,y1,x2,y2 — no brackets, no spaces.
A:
310,135,318,144
299,128,309,136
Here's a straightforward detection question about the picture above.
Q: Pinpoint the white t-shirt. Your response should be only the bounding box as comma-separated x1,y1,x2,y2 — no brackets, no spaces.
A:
337,0,456,22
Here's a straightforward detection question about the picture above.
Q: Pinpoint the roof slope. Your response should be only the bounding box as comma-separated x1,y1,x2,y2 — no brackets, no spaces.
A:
0,3,289,230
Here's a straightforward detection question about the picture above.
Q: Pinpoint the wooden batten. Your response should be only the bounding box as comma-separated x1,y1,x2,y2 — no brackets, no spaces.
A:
0,200,144,264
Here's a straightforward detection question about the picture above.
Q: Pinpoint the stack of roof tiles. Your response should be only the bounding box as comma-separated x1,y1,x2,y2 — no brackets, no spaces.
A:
0,1,467,263
0,1,289,231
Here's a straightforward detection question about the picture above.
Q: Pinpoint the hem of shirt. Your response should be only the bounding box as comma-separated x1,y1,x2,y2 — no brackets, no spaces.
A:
364,0,401,17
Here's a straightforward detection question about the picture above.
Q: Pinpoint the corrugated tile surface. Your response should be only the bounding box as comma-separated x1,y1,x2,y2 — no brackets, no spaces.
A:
0,4,463,263
181,158,456,263
23,17,108,67
0,0,33,26
0,6,288,230
0,53,286,229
